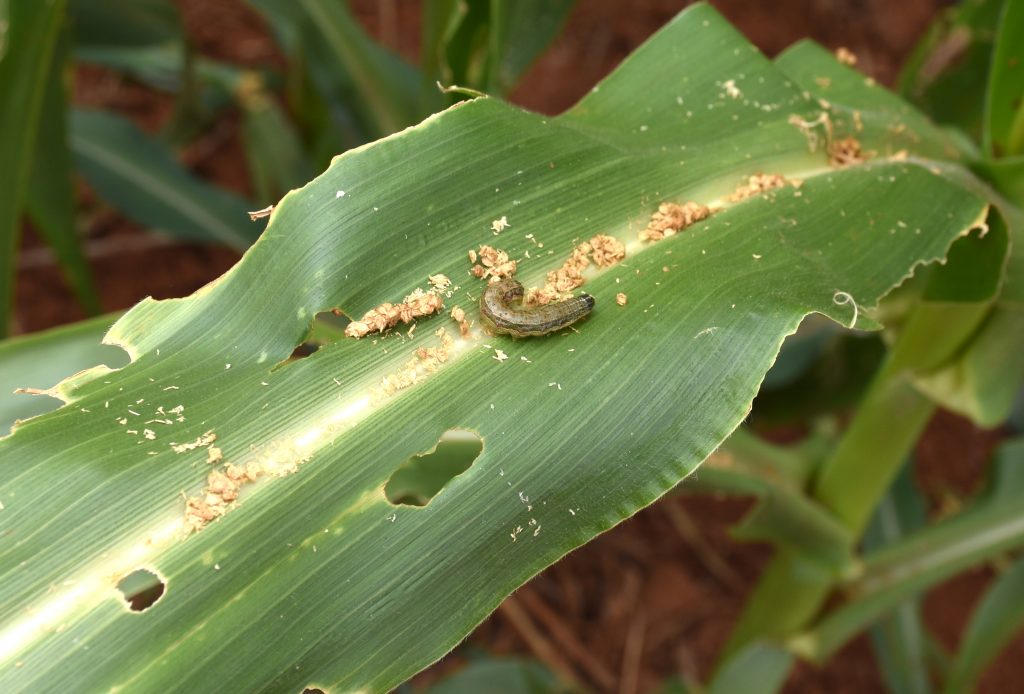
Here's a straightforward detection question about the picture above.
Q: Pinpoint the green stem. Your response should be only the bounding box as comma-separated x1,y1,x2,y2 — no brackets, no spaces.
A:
721,549,833,657
812,359,935,535
718,355,934,665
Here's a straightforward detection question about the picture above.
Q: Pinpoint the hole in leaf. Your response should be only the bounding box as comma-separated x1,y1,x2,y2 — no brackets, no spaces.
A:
274,311,350,369
307,310,350,346
116,568,165,612
302,689,325,694
289,342,320,360
385,430,483,506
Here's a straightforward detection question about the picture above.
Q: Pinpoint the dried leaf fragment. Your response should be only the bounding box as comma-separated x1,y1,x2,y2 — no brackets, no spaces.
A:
428,274,452,291
589,234,626,267
727,173,799,202
835,46,857,66
828,136,866,167
525,234,627,305
344,288,444,338
640,201,713,242
247,205,273,221
450,305,471,337
469,244,518,282
490,216,510,234
379,328,454,396
171,430,217,454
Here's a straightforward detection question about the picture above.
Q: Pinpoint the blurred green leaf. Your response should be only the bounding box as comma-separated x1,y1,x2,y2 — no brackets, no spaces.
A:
944,554,1024,693
439,0,490,92
751,333,885,425
984,0,1024,156
239,80,316,205
68,0,180,49
898,0,1003,143
300,0,420,134
0,312,127,436
913,204,1024,427
24,27,99,316
684,430,851,571
759,315,838,391
283,41,354,168
0,0,66,336
420,0,459,112
69,108,261,249
977,154,1024,205
423,657,563,694
914,301,1024,427
68,0,244,143
865,464,933,694
486,0,575,94
249,0,419,141
708,642,793,694
888,218,1007,375
795,437,1024,663
435,0,575,96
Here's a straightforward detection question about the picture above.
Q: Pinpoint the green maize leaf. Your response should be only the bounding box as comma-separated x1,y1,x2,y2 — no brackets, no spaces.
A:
69,108,261,249
723,39,1003,659
0,0,65,336
24,26,100,317
776,40,969,162
0,5,990,691
0,312,126,436
984,0,1024,156
944,554,1024,694
780,38,1023,427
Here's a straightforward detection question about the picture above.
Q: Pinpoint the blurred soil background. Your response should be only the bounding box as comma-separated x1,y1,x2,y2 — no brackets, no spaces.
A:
14,0,1021,691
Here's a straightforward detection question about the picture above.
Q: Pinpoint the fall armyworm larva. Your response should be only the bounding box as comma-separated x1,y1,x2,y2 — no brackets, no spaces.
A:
479,278,595,337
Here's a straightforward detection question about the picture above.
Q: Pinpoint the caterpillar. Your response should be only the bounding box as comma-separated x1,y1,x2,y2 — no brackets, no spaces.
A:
479,278,595,337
